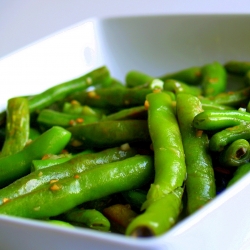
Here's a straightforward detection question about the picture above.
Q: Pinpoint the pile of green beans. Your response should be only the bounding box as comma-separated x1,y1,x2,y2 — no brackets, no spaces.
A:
1,61,250,237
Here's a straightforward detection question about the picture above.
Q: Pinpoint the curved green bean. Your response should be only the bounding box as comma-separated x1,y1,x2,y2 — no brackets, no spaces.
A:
209,123,250,152
126,92,186,236
176,93,216,214
0,126,71,188
193,110,250,131
219,139,250,167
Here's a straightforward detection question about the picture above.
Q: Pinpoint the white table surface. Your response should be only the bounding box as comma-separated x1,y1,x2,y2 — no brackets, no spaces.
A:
1,0,250,58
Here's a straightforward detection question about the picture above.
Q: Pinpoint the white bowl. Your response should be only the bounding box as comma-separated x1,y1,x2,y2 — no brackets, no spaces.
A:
1,14,250,250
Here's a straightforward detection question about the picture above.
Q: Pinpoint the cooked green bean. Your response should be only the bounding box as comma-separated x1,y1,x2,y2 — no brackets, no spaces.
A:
193,110,250,131
200,100,235,111
67,120,151,150
209,123,250,152
159,66,202,85
199,86,250,108
176,93,216,214
122,189,147,210
63,208,110,231
0,126,71,188
37,109,99,129
67,87,152,110
201,61,227,97
126,92,186,236
227,163,250,187
163,79,201,96
0,97,30,157
0,155,154,219
0,146,137,205
219,139,250,167
224,61,250,76
125,70,154,88
28,66,111,113
102,106,147,121
62,101,106,118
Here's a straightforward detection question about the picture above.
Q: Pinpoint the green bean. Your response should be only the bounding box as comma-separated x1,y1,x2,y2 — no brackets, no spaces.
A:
247,100,250,113
125,71,154,88
201,61,227,97
126,187,183,237
199,86,250,108
63,208,110,231
28,66,111,113
146,92,186,194
29,127,41,141
209,123,250,152
82,195,114,212
224,61,250,76
0,155,154,219
227,163,250,187
0,126,71,188
47,219,75,228
126,92,186,236
31,156,72,172
163,79,201,96
0,97,30,157
176,93,216,214
37,109,99,129
67,87,152,110
0,127,5,149
131,79,164,91
201,101,235,111
244,70,250,86
102,106,147,121
159,66,202,85
122,189,147,210
108,78,126,88
125,71,164,91
62,101,106,118
219,139,250,167
193,110,250,131
67,120,151,150
0,145,137,205
31,149,95,172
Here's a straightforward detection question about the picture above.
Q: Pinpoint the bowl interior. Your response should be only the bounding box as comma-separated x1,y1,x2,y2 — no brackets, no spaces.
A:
99,14,250,80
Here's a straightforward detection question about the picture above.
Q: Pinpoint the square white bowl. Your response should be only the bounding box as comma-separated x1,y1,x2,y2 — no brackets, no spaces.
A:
1,14,250,250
